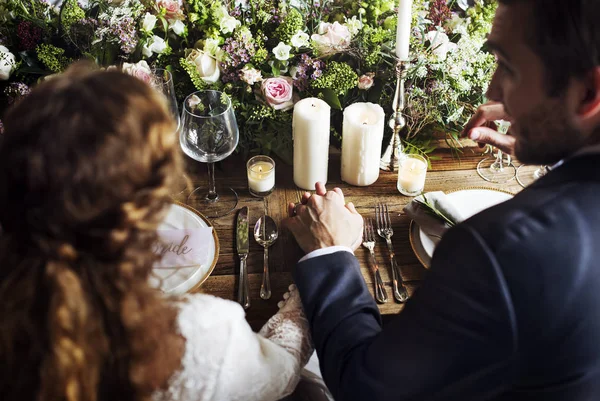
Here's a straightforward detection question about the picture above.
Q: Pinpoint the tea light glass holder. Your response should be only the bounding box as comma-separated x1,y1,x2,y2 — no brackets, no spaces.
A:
247,155,276,197
397,154,427,196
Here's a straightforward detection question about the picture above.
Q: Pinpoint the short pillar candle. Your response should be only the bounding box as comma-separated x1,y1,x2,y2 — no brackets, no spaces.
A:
397,154,427,196
247,155,275,197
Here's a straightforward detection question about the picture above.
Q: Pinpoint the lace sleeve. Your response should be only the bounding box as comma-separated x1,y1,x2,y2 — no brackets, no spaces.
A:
258,285,314,369
153,292,312,401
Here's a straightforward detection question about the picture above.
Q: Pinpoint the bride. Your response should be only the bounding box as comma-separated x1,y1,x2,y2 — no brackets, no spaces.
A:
0,64,312,401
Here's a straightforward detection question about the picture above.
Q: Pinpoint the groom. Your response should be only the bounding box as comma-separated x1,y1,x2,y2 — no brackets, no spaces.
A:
283,1,600,400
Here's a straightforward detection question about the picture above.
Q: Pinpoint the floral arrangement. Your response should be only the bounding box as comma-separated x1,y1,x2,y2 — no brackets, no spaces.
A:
0,0,497,161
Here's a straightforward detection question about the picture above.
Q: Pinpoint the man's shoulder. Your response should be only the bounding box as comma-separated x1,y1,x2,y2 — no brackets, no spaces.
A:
464,178,600,250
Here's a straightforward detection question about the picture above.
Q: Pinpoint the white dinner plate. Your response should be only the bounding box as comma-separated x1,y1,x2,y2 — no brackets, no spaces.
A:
149,202,219,295
409,188,514,268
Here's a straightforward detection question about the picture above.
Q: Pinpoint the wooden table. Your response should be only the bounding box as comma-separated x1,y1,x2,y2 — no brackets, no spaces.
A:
172,144,530,330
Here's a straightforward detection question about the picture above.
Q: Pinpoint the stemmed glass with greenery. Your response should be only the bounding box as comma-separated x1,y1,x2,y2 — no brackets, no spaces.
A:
476,119,517,183
180,90,239,218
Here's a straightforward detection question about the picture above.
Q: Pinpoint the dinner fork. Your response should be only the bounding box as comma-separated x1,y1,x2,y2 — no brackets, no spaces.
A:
362,218,388,304
376,203,410,302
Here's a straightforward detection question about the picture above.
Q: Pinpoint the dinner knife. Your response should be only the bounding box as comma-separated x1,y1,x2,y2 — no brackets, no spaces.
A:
236,206,250,309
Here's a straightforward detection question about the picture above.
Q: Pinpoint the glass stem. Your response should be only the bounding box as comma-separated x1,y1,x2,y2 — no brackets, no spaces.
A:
206,162,219,202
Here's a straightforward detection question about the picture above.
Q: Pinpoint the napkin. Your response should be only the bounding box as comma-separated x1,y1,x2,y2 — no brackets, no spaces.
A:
403,191,464,243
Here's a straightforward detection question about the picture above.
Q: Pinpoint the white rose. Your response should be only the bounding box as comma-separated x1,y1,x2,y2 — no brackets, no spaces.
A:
317,21,330,35
240,66,262,85
426,30,457,61
272,42,292,61
311,21,351,55
169,19,185,36
142,13,157,32
0,45,15,81
290,31,309,48
345,16,363,36
220,15,240,34
187,49,220,84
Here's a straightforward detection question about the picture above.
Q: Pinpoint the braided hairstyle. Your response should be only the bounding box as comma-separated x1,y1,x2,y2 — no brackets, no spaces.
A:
0,64,184,401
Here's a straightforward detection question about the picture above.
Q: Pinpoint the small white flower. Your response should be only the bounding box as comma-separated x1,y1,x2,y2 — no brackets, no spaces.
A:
142,13,157,32
345,16,363,36
0,45,16,81
426,30,458,61
169,19,185,36
272,42,292,61
290,31,309,48
143,35,167,57
220,15,240,34
204,38,221,56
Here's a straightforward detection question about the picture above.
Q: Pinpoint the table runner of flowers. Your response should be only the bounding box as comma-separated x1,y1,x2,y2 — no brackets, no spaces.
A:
0,0,496,162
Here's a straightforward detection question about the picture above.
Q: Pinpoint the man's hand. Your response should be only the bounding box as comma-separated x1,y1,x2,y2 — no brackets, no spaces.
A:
463,101,516,155
283,182,363,254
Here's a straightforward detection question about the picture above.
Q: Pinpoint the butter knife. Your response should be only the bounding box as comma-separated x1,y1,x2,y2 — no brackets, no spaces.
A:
236,206,250,309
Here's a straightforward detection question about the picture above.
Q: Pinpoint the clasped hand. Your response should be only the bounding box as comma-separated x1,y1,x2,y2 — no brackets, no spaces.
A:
282,182,363,254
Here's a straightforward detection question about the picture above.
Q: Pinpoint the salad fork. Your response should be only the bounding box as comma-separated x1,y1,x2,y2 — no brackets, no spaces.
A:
362,218,388,304
376,203,409,302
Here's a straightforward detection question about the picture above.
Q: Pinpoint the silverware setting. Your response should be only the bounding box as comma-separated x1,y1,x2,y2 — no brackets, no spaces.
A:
362,218,388,304
254,215,278,300
236,206,250,309
375,203,409,303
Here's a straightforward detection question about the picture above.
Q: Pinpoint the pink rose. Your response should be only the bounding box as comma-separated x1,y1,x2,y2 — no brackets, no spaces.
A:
122,60,153,84
261,77,295,111
358,73,375,90
311,22,351,56
157,0,183,20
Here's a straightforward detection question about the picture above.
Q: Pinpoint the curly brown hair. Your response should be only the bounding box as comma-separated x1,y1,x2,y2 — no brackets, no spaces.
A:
0,64,185,401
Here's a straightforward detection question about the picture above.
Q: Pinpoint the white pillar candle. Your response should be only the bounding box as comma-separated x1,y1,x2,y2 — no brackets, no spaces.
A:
341,102,385,186
395,0,413,60
247,156,275,197
292,97,331,190
397,154,427,196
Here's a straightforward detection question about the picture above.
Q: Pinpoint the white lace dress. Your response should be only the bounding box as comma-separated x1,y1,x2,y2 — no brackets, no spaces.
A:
153,286,313,401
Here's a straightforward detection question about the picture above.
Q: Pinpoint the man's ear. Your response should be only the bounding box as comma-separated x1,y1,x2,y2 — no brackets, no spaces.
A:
574,67,600,130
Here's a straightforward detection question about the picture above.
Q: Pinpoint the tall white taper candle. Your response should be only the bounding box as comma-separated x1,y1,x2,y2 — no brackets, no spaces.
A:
395,0,413,60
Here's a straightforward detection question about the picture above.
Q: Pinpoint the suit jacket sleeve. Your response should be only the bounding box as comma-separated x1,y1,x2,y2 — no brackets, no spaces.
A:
293,224,519,401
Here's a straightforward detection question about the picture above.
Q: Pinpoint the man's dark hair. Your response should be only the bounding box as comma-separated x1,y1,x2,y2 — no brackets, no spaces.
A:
499,0,600,96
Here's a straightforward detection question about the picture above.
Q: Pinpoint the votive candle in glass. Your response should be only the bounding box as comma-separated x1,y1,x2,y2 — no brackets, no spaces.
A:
247,155,275,197
397,154,427,196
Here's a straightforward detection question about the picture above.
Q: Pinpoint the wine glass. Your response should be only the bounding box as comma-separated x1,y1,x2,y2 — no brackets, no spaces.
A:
516,164,551,188
180,90,239,218
150,69,188,195
476,119,517,183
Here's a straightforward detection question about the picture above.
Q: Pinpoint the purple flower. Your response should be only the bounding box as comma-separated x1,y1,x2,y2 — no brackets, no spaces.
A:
4,82,31,105
0,119,4,135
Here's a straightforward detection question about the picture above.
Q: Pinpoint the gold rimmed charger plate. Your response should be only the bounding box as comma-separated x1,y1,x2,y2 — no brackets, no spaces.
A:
151,201,220,294
409,187,515,269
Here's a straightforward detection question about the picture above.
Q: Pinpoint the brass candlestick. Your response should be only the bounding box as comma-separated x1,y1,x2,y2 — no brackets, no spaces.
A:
380,60,407,172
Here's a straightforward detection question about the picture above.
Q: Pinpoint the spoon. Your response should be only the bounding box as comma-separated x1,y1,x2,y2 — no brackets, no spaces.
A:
254,215,278,300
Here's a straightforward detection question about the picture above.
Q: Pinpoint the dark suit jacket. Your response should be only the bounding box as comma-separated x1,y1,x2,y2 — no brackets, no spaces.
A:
294,154,600,401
